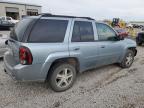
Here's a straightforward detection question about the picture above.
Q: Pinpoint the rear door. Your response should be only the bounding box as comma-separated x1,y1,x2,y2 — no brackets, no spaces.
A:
69,19,99,71
96,23,123,65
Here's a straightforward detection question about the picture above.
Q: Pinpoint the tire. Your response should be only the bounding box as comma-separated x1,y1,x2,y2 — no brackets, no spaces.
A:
120,50,134,68
48,63,76,92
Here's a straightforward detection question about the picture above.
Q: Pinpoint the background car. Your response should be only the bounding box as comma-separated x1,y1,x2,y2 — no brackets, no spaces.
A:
0,16,19,24
115,28,128,38
0,16,16,30
136,31,144,46
0,34,8,58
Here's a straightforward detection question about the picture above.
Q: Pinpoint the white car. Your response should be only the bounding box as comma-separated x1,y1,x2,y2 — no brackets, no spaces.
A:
0,16,19,24
0,34,8,58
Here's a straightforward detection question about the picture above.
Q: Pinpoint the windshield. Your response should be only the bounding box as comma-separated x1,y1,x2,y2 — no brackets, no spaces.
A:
10,18,33,41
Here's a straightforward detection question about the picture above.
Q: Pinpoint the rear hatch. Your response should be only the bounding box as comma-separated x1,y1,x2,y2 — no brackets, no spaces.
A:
7,18,35,63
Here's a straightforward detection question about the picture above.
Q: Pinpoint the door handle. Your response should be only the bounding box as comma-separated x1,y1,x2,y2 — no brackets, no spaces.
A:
73,48,80,51
101,45,105,48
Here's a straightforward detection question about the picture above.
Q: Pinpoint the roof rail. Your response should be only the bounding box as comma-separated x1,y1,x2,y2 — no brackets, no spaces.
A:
40,13,94,20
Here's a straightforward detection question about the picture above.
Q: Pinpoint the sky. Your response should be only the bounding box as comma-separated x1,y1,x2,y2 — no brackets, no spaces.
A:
4,0,144,21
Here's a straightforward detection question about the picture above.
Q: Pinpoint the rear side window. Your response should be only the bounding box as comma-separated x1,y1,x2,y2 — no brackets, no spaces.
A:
72,21,94,42
28,19,68,43
10,18,33,41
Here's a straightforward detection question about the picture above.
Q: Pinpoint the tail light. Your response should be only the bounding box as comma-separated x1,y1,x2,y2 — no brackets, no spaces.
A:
19,46,33,65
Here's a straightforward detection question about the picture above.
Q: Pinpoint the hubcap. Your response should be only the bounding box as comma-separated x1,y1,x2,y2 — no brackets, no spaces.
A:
56,68,73,88
125,53,133,66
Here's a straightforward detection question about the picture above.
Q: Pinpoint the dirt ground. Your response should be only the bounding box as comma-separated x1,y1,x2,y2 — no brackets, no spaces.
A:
0,31,144,108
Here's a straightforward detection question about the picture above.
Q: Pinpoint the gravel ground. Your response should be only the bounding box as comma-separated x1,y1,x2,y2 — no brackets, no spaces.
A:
0,31,144,108
0,31,10,36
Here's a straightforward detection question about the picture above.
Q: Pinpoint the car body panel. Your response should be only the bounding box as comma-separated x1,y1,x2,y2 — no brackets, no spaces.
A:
96,41,123,66
0,34,8,58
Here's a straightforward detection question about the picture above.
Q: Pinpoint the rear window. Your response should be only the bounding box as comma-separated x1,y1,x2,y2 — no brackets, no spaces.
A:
10,18,33,41
28,19,68,43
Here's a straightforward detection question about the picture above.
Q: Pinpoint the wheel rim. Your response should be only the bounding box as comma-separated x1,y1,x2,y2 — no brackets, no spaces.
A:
125,53,133,66
56,68,73,88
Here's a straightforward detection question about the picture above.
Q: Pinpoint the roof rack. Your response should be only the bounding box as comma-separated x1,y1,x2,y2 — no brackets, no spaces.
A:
40,13,94,20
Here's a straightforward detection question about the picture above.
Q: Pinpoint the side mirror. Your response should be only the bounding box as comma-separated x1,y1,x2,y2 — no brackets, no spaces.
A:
108,36,120,41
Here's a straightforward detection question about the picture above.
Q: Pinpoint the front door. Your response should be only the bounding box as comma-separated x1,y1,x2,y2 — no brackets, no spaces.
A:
96,23,123,65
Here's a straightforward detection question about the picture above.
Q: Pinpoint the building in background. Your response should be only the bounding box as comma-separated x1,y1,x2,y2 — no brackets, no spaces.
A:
0,1,41,20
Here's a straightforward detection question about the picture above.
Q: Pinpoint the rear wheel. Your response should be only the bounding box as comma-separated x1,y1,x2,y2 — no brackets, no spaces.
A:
120,50,134,68
48,63,76,92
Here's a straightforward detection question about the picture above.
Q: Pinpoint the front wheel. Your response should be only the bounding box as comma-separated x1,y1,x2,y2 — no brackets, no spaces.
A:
48,63,76,92
120,50,134,68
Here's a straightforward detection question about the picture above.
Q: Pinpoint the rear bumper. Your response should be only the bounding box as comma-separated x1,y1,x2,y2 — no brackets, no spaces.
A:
4,52,18,80
4,51,46,81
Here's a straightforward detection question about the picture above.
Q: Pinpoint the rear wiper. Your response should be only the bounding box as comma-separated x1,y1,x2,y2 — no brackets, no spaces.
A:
5,40,8,45
9,39,15,43
5,39,15,45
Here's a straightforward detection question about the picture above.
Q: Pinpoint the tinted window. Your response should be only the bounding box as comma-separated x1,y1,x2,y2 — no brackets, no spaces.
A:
72,21,94,42
29,19,68,43
96,23,116,40
71,22,81,42
10,18,33,41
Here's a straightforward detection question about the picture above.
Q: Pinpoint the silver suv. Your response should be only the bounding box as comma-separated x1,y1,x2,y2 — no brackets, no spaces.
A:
4,14,137,92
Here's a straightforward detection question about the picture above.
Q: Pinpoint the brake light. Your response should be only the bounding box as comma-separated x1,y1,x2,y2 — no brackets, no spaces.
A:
19,46,33,65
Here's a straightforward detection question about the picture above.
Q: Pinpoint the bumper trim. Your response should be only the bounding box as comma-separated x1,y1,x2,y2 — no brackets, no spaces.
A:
4,62,17,80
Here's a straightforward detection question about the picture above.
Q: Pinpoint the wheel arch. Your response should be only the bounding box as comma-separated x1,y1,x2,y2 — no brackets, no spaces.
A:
46,57,80,80
127,47,137,56
119,46,137,63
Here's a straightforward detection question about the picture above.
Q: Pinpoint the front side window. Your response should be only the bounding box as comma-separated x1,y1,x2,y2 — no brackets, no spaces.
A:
72,21,94,42
29,19,68,43
96,23,117,41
